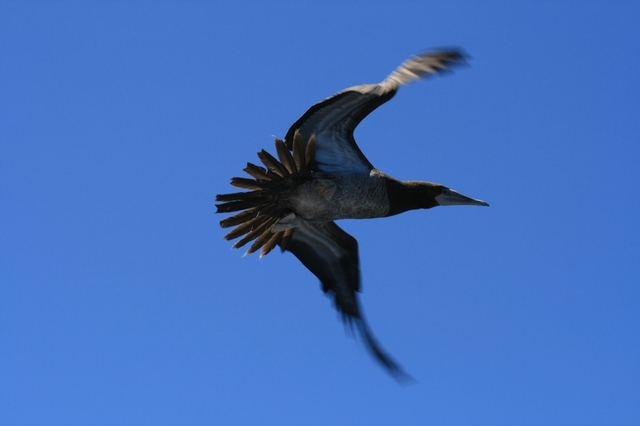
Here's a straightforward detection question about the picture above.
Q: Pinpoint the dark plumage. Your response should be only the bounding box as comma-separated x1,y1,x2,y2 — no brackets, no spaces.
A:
216,49,488,382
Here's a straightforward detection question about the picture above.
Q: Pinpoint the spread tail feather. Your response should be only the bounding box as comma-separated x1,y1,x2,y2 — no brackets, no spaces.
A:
216,131,316,257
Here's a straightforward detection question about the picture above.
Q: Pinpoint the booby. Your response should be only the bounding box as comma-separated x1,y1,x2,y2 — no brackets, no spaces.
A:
216,49,488,381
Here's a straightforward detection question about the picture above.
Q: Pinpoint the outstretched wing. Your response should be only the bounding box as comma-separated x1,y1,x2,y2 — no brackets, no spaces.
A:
281,220,412,382
284,49,468,174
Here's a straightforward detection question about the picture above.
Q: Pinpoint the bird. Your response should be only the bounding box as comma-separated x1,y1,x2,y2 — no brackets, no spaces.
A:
216,49,488,382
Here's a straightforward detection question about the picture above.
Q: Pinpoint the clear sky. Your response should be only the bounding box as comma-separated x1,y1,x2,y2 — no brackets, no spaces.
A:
2,1,639,425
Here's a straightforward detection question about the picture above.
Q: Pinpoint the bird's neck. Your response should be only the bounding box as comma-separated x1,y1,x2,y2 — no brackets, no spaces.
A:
385,179,440,216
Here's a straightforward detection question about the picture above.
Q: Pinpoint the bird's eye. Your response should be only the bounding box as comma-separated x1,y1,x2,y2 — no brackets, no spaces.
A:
442,188,451,195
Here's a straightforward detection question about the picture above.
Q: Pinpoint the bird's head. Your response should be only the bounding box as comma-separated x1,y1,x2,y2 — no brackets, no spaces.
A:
386,180,489,215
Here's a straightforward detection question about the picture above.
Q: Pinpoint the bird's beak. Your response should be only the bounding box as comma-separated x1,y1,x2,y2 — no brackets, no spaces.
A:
435,189,489,207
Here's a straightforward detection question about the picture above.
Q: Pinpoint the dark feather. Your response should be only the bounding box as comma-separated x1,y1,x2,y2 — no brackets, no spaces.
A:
246,226,279,255
279,228,294,252
215,190,268,202
222,211,269,241
291,131,306,175
243,163,273,181
219,208,258,228
305,134,316,169
260,230,284,257
257,150,288,177
275,138,296,174
231,215,279,250
230,177,273,191
215,199,263,214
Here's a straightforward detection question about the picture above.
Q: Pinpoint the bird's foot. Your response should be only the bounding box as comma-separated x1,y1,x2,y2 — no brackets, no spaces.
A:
271,212,300,232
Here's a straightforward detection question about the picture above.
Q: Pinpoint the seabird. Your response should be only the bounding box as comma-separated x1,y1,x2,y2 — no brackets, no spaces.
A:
216,49,488,381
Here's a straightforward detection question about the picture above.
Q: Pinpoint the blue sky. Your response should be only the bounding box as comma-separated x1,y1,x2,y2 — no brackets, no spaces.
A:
2,1,639,425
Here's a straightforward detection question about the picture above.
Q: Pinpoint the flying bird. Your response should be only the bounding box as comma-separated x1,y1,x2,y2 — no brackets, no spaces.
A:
216,49,488,381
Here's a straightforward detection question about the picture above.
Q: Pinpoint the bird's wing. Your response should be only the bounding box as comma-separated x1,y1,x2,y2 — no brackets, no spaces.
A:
281,220,412,382
284,49,468,174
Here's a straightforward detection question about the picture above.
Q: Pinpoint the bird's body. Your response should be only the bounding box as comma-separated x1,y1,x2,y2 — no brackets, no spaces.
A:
216,49,488,381
284,171,389,221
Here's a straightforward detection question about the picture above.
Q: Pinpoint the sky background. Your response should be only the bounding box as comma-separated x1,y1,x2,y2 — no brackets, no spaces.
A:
2,1,639,425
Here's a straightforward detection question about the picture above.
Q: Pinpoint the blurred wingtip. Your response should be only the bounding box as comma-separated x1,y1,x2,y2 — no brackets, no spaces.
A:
354,317,415,384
